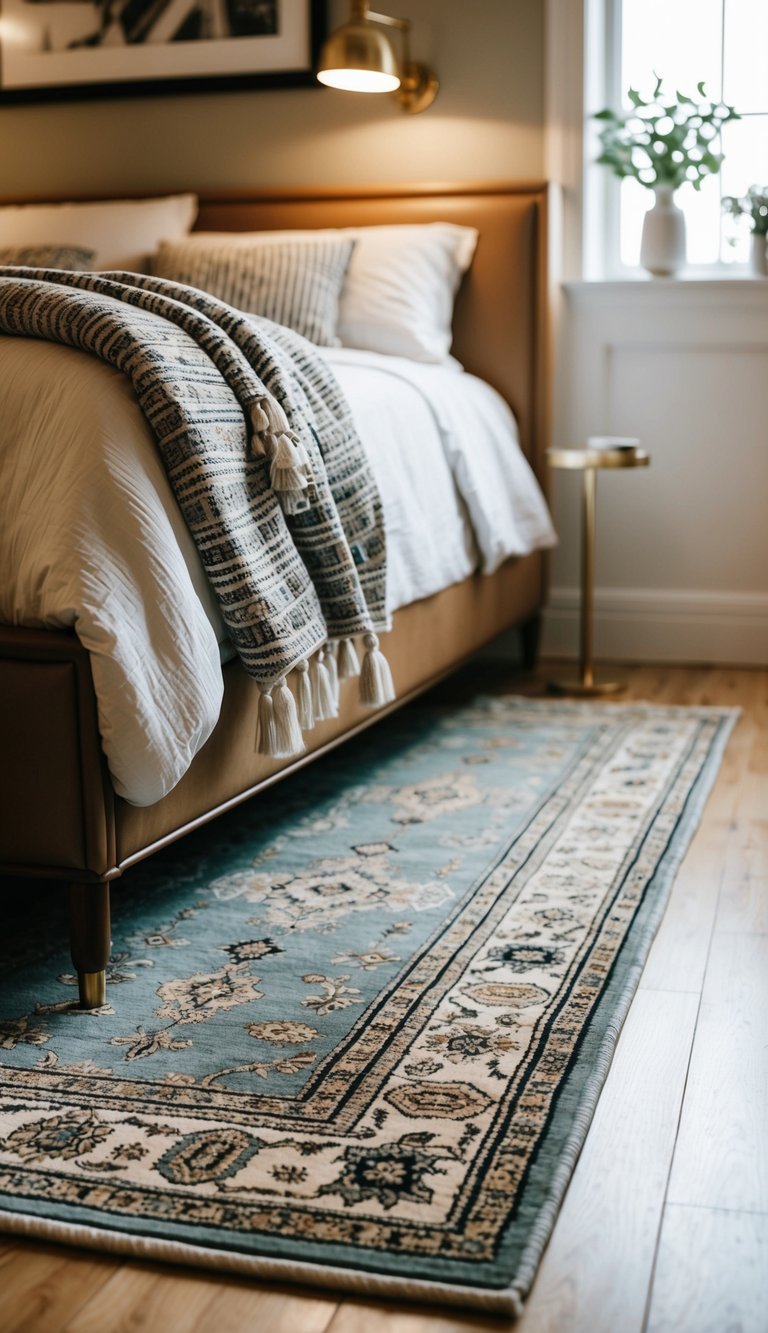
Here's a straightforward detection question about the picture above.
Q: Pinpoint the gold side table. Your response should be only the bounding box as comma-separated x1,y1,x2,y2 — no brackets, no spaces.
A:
547,443,650,697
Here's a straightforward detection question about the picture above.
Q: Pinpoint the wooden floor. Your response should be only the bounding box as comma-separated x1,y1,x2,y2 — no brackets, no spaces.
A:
1,663,766,1333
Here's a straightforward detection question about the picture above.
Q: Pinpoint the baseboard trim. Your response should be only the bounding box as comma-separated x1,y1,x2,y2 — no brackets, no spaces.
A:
541,587,768,666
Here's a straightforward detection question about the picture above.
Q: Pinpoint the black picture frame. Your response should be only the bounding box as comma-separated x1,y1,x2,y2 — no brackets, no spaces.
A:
0,0,326,103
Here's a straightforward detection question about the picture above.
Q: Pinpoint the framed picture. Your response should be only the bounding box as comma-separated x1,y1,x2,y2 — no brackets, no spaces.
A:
0,0,326,101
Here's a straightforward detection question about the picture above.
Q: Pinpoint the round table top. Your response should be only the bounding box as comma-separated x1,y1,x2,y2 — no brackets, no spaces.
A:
547,446,650,470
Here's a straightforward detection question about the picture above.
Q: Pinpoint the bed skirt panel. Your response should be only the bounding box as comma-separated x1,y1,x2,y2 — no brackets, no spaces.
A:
0,554,542,884
115,554,543,866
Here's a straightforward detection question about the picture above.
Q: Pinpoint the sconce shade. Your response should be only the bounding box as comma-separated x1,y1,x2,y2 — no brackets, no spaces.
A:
317,18,401,93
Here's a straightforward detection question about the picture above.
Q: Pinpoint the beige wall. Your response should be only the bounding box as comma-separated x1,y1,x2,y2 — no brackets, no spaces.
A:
0,0,544,198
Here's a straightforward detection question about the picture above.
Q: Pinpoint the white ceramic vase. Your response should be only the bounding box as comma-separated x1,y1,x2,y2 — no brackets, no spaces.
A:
640,186,687,278
749,231,768,277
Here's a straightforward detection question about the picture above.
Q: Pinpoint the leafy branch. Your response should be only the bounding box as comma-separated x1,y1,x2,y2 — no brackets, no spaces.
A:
722,185,768,236
595,75,739,192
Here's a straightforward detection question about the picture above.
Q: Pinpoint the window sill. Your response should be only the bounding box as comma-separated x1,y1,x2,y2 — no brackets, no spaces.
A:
565,274,768,309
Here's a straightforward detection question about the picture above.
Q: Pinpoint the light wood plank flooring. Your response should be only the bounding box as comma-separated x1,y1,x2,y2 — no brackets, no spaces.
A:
1,664,765,1333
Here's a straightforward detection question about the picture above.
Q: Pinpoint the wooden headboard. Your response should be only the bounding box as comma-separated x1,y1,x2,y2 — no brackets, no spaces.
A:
194,181,551,479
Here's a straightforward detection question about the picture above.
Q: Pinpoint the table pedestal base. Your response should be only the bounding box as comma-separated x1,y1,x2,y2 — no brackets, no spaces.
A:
547,677,625,698
546,444,650,707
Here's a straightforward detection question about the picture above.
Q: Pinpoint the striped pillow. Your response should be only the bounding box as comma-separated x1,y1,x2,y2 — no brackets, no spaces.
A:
0,244,95,269
151,235,355,346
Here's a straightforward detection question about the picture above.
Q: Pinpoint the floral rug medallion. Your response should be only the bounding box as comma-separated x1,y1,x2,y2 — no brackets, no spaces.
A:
0,697,735,1313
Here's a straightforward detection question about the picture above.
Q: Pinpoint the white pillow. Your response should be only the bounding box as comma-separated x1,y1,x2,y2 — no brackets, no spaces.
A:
0,194,198,271
338,223,478,363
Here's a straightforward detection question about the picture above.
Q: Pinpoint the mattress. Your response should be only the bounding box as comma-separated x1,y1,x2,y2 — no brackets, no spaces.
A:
0,339,555,807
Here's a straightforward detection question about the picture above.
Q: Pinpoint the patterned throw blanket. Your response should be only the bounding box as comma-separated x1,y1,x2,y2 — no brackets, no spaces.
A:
0,268,394,759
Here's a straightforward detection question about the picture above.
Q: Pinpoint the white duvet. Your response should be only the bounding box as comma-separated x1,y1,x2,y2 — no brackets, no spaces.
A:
0,339,555,806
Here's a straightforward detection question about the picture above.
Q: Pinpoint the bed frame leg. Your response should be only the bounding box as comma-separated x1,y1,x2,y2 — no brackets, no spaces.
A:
69,880,111,1009
519,613,542,672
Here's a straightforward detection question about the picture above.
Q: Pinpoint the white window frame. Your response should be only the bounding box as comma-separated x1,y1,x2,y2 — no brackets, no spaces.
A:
547,0,763,282
545,0,609,282
584,0,622,279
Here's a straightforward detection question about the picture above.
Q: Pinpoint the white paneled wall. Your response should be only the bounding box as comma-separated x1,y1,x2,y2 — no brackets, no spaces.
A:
542,280,768,666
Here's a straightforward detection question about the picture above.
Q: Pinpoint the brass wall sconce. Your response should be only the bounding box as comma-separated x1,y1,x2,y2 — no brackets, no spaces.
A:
317,0,439,114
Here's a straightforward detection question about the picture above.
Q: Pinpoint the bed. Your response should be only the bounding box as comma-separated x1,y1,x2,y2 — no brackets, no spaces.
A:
0,181,554,1009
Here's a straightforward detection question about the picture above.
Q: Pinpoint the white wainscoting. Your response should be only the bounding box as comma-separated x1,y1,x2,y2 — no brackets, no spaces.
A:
544,588,768,666
542,279,768,666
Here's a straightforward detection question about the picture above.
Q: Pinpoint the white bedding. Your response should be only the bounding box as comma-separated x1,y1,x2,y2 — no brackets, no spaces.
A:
0,339,555,807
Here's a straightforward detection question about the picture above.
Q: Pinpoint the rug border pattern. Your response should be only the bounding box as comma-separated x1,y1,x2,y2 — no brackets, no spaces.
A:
0,700,739,1314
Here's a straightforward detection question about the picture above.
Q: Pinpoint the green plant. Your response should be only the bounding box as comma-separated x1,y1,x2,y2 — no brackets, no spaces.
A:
595,76,739,191
722,185,768,235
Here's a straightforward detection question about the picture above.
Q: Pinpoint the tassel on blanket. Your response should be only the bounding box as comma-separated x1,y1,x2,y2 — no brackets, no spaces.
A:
249,401,272,434
249,398,312,510
272,676,305,756
270,432,310,499
248,409,270,451
249,400,312,507
256,688,277,757
359,633,396,708
256,681,305,758
325,641,340,708
311,648,338,722
250,395,290,437
294,659,314,730
337,637,361,679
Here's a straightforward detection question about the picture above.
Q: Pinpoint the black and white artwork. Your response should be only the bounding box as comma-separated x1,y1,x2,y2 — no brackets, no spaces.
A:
43,0,278,49
0,0,324,99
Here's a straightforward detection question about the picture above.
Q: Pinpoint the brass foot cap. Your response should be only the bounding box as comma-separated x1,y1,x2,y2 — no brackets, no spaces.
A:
78,970,106,1009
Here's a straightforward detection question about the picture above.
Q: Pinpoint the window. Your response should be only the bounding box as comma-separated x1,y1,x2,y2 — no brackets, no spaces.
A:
607,0,768,269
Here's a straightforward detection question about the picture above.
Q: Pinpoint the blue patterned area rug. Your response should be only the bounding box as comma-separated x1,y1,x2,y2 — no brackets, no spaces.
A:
0,697,735,1315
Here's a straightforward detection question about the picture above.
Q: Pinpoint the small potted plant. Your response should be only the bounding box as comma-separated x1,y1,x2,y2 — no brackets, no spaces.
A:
595,76,739,276
722,186,768,275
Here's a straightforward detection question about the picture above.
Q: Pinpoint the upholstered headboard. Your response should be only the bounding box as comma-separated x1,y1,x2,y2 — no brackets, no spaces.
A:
0,181,550,477
194,182,551,478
